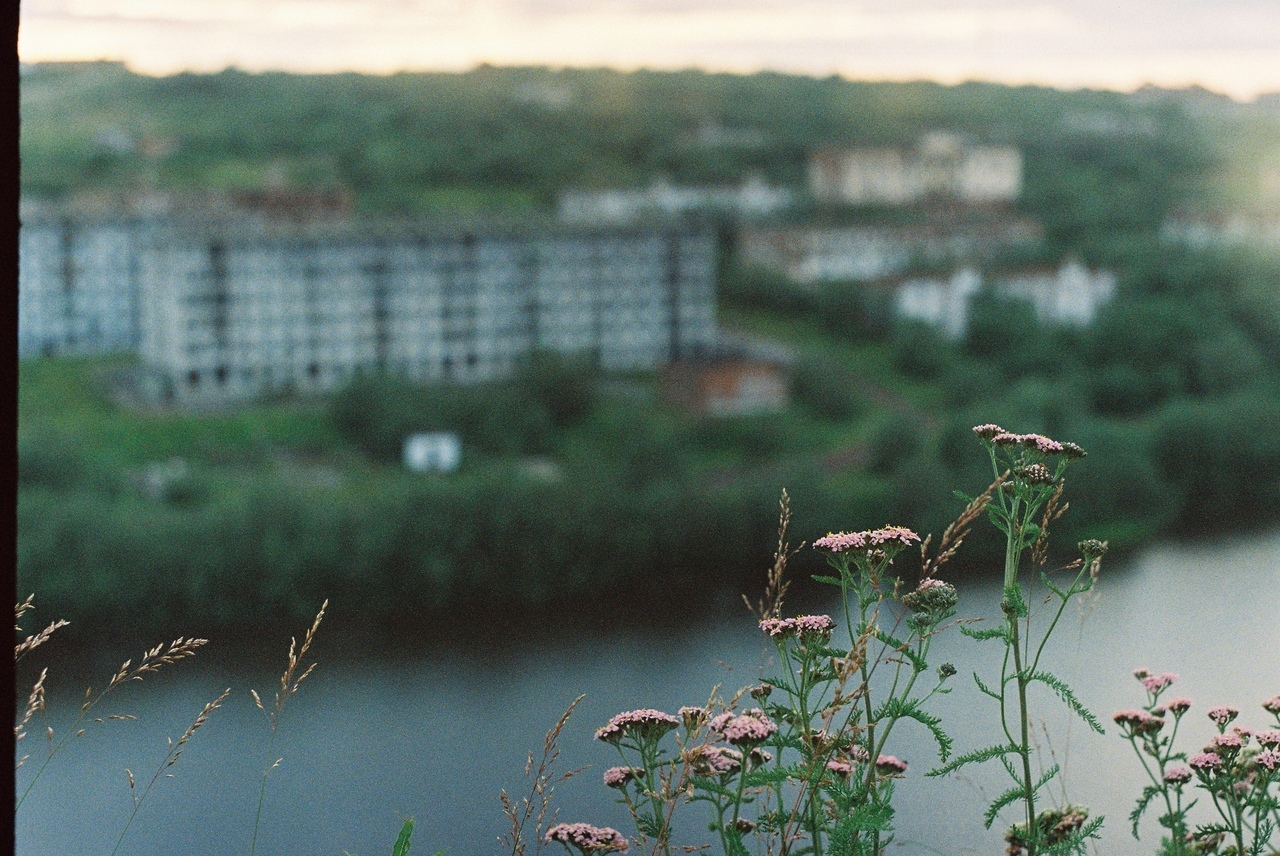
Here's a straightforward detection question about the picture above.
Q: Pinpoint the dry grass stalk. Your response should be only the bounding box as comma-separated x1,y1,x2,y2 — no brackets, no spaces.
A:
500,694,586,856
110,688,231,856
250,600,330,856
1031,482,1068,568
270,599,328,729
745,490,802,621
15,593,35,630
106,636,209,691
15,668,48,744
921,472,1007,579
15,619,71,662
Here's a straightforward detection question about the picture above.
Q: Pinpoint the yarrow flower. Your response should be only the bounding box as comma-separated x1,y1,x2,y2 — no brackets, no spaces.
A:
1256,729,1280,748
1207,706,1239,728
1015,463,1053,485
720,709,778,746
875,755,908,775
759,615,834,641
1132,667,1152,680
690,745,741,775
868,525,920,547
1254,749,1280,772
1166,697,1193,714
544,823,629,854
813,531,867,553
603,767,639,789
594,709,681,744
1143,673,1179,693
679,706,708,729
1163,766,1192,784
902,578,959,616
813,527,919,553
972,424,1006,440
1263,695,1280,715
1113,709,1165,735
1210,732,1244,753
1189,752,1223,771
826,759,853,778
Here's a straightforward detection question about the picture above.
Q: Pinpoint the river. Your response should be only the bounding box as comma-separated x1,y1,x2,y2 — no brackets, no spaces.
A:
15,532,1280,856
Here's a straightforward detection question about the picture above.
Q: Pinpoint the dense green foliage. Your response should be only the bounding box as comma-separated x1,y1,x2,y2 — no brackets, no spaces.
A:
22,62,1213,250
17,64,1280,636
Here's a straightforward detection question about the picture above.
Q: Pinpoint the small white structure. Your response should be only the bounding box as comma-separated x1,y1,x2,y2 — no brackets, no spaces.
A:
896,268,983,339
558,176,793,225
894,260,1116,339
403,433,462,474
809,133,1022,207
738,217,1041,286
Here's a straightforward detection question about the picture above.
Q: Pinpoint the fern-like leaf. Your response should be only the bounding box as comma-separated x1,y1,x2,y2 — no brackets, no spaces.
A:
1028,671,1105,734
928,743,1019,778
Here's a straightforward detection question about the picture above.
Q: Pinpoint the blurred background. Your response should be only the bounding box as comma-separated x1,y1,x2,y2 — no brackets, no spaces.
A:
14,1,1280,854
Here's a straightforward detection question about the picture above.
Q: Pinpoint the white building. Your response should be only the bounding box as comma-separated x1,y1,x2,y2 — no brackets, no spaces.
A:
737,216,1041,286
894,260,1117,339
18,216,144,357
810,133,1022,207
133,222,717,405
19,215,719,405
558,176,793,225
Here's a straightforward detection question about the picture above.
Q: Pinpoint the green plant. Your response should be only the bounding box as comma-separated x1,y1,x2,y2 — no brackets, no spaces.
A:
929,425,1103,856
1117,673,1280,856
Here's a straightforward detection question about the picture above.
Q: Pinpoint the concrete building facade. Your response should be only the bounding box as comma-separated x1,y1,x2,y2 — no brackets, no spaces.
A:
809,133,1023,207
19,215,718,405
18,216,144,357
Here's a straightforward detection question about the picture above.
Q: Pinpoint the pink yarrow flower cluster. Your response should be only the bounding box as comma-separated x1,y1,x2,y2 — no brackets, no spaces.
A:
1208,706,1240,728
826,759,853,778
713,709,778,746
1264,695,1280,715
1255,749,1280,772
594,709,681,744
990,432,1065,454
1142,673,1179,693
1256,729,1280,748
813,526,920,553
545,823,629,853
603,766,639,788
1163,766,1193,784
1166,697,1193,714
1189,752,1223,771
1114,709,1165,735
759,614,835,640
875,755,908,775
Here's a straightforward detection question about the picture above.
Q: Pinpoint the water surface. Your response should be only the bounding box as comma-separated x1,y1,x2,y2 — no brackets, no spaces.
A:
16,534,1280,856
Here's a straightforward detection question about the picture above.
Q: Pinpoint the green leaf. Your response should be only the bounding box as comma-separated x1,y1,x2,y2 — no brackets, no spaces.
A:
871,630,927,672
1129,784,1161,838
960,625,1008,643
811,574,844,587
928,743,1020,778
984,784,1027,829
973,672,1004,701
874,697,953,762
392,818,414,856
1029,671,1105,734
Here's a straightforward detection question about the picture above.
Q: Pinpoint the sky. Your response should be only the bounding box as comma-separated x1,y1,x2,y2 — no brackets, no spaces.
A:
17,0,1280,100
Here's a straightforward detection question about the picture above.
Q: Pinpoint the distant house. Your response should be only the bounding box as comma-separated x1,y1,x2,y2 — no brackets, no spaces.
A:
737,216,1041,285
809,133,1022,207
558,176,793,225
403,433,462,473
663,359,790,417
893,259,1117,339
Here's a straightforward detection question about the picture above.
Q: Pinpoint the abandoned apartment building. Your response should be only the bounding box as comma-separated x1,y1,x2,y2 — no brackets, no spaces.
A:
18,213,718,405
